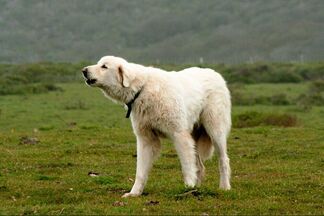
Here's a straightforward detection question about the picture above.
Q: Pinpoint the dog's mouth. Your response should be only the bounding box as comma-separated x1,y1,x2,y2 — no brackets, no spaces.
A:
85,78,97,85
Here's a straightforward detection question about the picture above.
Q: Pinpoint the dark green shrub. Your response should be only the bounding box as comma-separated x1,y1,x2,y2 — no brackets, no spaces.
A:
253,96,270,105
297,64,324,81
0,83,63,95
269,70,303,83
233,111,298,128
309,80,324,93
229,84,251,105
271,94,290,105
296,80,324,111
232,95,254,105
263,113,298,127
296,92,324,109
233,111,265,128
44,84,63,92
296,93,313,111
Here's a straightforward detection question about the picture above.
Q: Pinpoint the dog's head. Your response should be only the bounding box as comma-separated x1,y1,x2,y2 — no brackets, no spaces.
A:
82,56,134,88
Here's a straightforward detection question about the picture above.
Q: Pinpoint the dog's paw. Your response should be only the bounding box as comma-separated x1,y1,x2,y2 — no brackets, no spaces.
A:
122,192,140,198
219,182,231,190
184,175,198,188
219,185,231,190
185,182,196,188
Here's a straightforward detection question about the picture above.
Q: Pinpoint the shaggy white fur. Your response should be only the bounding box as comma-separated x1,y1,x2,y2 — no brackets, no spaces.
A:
83,56,232,197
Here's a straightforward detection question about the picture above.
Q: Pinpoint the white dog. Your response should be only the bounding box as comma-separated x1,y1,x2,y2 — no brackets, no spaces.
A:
83,56,231,197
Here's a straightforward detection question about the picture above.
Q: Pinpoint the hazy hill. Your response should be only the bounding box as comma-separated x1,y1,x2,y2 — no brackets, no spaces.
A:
0,0,323,63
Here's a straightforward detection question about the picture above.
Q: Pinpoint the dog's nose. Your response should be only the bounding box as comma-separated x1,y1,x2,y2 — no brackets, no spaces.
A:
82,68,88,78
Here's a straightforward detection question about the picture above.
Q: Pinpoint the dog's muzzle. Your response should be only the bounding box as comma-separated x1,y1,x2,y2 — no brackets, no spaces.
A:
82,67,97,85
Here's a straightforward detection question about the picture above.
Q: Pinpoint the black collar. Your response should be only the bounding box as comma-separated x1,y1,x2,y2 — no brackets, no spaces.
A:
125,90,141,118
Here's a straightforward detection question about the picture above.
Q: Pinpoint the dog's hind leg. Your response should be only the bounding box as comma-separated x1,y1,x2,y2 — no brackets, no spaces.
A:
201,100,231,190
213,134,231,190
171,131,198,188
122,133,161,198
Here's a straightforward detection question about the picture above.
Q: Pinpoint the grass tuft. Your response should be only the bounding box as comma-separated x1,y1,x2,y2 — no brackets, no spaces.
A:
94,176,117,185
64,100,88,110
36,175,58,181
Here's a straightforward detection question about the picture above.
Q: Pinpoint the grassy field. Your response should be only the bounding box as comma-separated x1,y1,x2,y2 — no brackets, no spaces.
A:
0,82,323,215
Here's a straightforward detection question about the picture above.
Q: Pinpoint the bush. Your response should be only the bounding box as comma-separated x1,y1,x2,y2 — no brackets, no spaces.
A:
0,62,84,95
309,80,324,93
0,83,63,95
233,111,298,128
263,113,298,127
297,64,324,81
229,84,251,105
270,94,290,105
296,80,324,111
296,93,313,112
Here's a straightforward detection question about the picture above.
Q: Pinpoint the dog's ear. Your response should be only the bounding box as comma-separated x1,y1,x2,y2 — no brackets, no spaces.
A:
118,65,134,88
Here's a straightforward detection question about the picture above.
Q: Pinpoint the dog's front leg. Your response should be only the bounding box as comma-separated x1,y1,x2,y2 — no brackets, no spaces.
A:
122,134,160,198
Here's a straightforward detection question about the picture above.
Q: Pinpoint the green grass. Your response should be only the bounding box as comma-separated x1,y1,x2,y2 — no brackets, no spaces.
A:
243,83,309,100
0,83,323,215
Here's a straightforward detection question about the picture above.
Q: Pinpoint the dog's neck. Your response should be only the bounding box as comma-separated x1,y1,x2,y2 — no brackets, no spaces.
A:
100,85,138,104
101,74,146,105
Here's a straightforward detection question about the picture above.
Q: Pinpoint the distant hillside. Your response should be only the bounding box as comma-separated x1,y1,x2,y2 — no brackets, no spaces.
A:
1,0,323,63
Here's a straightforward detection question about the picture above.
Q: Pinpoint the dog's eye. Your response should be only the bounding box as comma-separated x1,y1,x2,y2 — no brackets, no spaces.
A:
101,64,107,69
